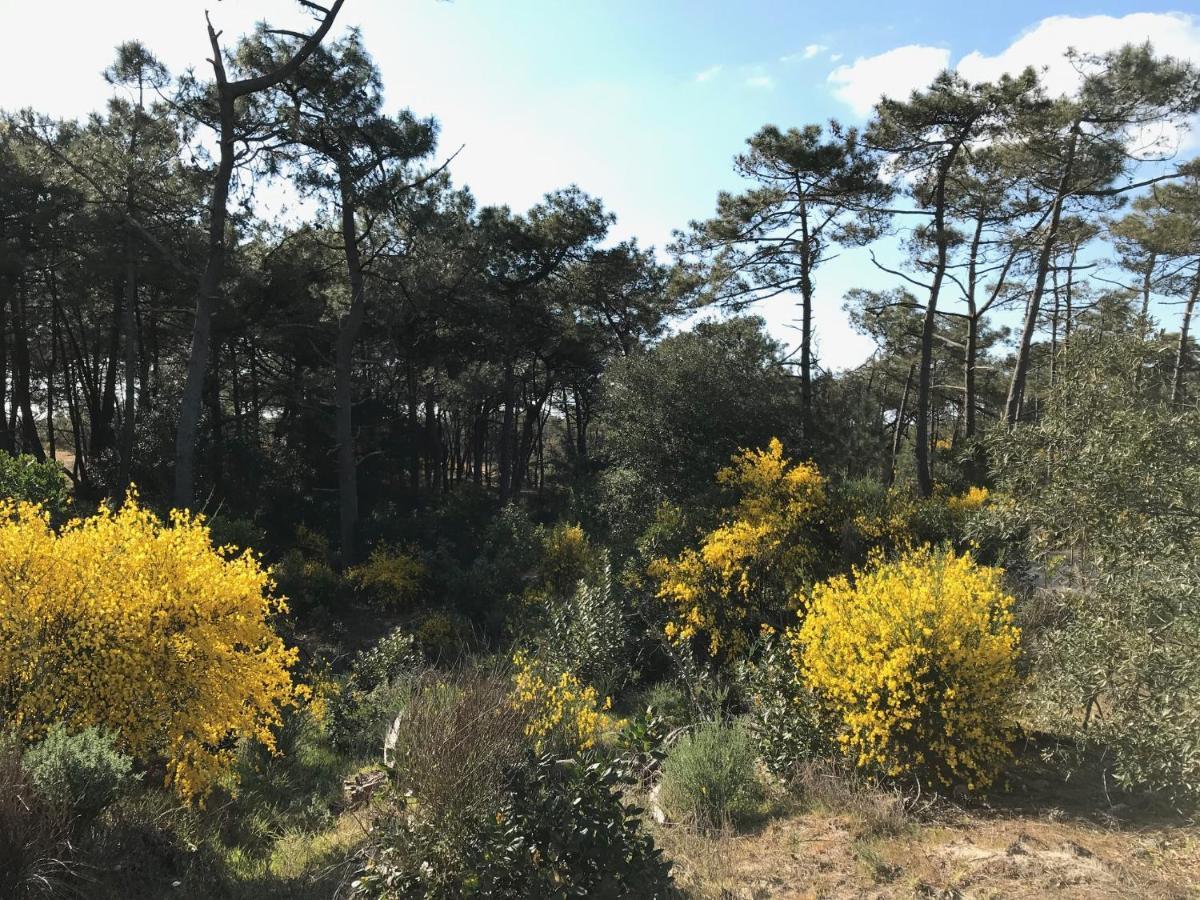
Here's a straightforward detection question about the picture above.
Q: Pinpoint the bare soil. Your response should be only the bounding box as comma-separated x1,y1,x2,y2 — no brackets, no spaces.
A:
653,738,1200,899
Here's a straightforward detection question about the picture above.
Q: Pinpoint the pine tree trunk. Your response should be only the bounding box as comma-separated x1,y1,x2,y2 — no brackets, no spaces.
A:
1171,270,1200,404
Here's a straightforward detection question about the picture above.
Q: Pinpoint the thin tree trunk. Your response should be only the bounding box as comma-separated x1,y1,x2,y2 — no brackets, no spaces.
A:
174,92,235,509
1005,124,1079,426
174,1,344,510
407,364,420,490
11,286,45,461
117,246,138,493
0,278,12,455
334,178,366,564
1171,269,1200,403
498,359,516,503
797,199,814,442
915,158,955,497
1141,252,1156,318
887,364,915,488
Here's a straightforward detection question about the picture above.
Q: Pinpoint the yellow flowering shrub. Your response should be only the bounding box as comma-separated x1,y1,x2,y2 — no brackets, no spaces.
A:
838,483,992,560
844,486,918,551
650,438,826,661
0,497,301,800
796,546,1020,791
414,611,471,663
349,543,426,607
510,651,625,752
537,522,596,597
946,485,989,516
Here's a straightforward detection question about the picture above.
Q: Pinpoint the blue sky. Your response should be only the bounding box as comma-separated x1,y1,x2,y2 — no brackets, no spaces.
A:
4,1,1199,368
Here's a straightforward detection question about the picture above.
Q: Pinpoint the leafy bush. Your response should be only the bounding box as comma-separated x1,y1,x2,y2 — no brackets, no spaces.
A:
797,546,1020,791
351,629,423,691
831,477,918,562
630,680,693,729
534,554,635,697
22,724,136,821
613,707,672,789
738,629,829,779
413,611,474,663
349,544,426,608
206,515,268,555
510,652,625,753
0,496,302,799
328,628,422,757
275,550,348,615
353,752,674,899
985,327,1200,801
536,522,599,598
832,479,987,565
328,680,412,760
650,438,826,664
0,453,70,520
658,721,765,831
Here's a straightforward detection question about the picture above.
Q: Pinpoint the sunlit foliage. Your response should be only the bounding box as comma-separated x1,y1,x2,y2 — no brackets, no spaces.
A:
0,496,301,799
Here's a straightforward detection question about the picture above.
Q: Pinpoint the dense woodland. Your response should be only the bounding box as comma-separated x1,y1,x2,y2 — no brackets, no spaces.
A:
2,3,1200,898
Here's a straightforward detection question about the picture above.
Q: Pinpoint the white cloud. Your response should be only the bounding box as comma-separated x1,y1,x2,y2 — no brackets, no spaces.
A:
781,43,829,63
830,53,844,62
694,64,723,83
957,13,1200,97
827,45,950,116
827,13,1200,122
745,74,775,89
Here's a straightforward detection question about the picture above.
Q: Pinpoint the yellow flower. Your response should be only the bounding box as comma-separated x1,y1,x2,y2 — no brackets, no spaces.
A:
509,651,624,752
0,494,300,801
946,486,989,515
651,438,825,662
794,545,1019,791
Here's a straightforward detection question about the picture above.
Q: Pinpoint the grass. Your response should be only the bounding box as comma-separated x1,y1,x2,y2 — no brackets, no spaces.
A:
651,741,1200,899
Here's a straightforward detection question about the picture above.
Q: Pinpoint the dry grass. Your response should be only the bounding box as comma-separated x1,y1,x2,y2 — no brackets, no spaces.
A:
0,745,79,900
385,667,529,832
651,754,1200,899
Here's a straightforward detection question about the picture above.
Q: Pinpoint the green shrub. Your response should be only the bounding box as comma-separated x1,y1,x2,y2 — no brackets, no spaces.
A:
738,630,829,779
413,611,474,664
534,555,635,697
206,515,267,555
328,628,422,757
22,724,137,821
659,722,764,831
614,707,671,789
351,629,422,691
352,753,674,899
986,327,1200,802
0,454,70,520
631,681,693,729
275,549,348,615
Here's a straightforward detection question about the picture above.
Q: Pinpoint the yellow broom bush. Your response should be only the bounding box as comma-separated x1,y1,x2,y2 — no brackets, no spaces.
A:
796,545,1019,791
510,651,624,752
0,496,301,800
650,438,826,662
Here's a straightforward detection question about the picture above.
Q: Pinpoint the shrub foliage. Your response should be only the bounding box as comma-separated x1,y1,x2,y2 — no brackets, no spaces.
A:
651,438,826,662
0,497,301,799
797,546,1020,790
